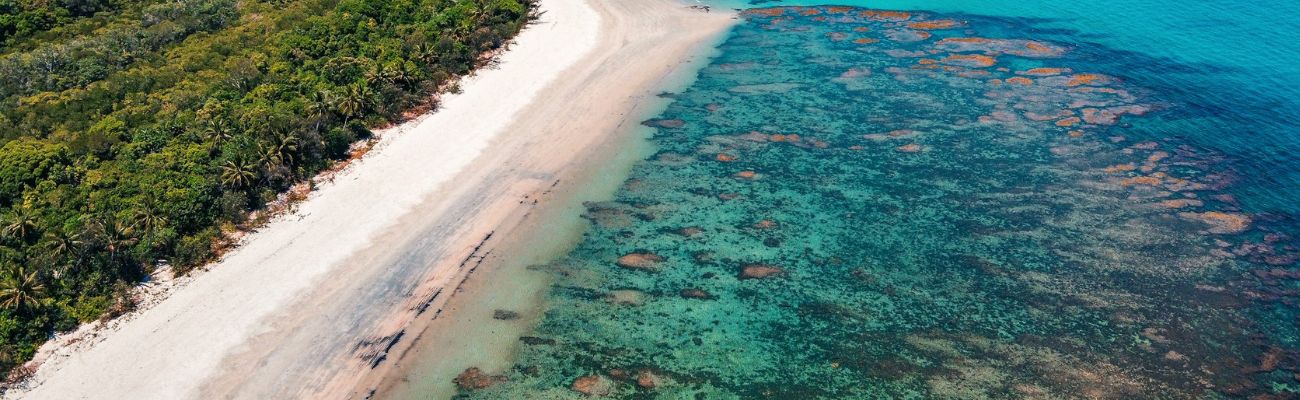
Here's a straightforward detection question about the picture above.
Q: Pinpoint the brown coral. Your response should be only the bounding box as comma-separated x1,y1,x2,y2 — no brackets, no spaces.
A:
743,8,785,17
616,253,665,270
1055,117,1081,127
454,368,506,390
1121,176,1163,186
739,264,785,279
1066,73,1108,87
635,370,663,389
1159,199,1203,209
1005,76,1033,85
896,143,923,153
908,19,961,30
941,54,997,68
643,118,685,128
1102,163,1137,173
860,10,912,20
680,289,711,299
572,375,613,396
1179,211,1251,234
1021,67,1071,76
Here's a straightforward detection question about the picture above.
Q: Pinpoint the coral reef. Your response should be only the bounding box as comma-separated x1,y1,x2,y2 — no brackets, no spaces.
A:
456,6,1297,400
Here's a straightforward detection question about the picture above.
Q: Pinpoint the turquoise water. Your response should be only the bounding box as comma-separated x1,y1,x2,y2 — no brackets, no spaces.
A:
450,3,1300,398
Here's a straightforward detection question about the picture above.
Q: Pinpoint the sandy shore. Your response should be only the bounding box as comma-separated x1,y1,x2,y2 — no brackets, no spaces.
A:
366,1,735,398
7,0,733,399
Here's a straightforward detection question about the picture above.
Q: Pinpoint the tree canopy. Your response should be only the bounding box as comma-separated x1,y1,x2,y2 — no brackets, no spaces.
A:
0,0,534,379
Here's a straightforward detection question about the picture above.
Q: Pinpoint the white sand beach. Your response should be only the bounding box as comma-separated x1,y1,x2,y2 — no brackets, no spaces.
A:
7,0,734,399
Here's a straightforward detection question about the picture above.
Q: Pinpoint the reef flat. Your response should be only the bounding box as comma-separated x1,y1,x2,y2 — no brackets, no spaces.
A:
452,6,1299,399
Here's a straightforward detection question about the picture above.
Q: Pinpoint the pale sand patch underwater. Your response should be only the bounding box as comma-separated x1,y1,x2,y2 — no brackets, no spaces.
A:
8,0,731,398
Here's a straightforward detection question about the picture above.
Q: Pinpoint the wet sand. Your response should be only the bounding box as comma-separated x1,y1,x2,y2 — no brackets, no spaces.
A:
368,3,734,396
9,0,734,399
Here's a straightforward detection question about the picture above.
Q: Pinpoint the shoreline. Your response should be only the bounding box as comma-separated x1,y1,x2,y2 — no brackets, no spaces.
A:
369,1,735,397
6,0,734,399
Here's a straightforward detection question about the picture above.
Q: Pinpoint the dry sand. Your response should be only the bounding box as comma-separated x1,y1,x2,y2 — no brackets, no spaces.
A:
7,0,734,399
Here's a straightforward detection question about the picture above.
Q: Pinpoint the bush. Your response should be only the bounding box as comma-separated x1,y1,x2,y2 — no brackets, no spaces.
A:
171,227,218,273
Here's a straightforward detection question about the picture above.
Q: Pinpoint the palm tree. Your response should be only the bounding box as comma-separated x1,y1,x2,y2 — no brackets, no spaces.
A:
220,158,258,188
258,132,300,170
133,206,167,235
307,90,334,133
40,229,85,270
334,84,373,121
391,63,416,88
2,206,39,241
204,117,233,151
364,64,393,86
94,216,139,272
413,42,438,66
0,264,46,312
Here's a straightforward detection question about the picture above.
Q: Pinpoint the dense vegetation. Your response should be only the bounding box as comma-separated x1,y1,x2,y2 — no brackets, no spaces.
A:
0,0,534,378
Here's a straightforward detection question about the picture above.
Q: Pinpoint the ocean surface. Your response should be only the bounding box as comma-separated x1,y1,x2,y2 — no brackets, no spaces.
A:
439,1,1300,398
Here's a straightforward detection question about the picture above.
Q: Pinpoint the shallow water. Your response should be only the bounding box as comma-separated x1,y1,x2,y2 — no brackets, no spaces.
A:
443,4,1300,399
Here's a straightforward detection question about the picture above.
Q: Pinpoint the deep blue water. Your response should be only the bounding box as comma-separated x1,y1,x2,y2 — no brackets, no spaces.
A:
449,3,1300,398
701,0,1300,214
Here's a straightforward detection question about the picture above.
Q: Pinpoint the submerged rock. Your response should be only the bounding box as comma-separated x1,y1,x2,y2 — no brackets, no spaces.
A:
454,367,506,390
572,374,613,396
1121,175,1163,187
1005,76,1033,85
675,226,703,237
934,37,1065,57
1102,163,1137,173
616,253,665,270
642,118,685,129
1081,105,1150,125
680,288,712,299
941,53,997,68
859,10,912,21
896,143,923,153
636,370,663,389
885,29,931,43
1257,347,1284,372
740,8,785,17
492,309,521,320
1054,117,1081,127
1159,199,1203,209
519,336,556,345
1020,67,1071,76
607,368,629,380
1066,73,1109,87
908,19,961,30
608,289,645,306
1179,211,1252,234
739,264,785,279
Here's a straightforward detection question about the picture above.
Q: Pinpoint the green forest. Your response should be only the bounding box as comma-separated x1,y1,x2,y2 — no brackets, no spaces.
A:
0,0,533,378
